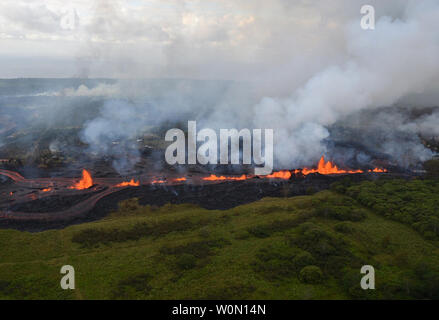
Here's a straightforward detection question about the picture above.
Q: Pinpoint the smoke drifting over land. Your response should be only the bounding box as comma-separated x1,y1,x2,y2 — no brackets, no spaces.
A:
1,0,439,173
75,0,439,171
247,0,439,168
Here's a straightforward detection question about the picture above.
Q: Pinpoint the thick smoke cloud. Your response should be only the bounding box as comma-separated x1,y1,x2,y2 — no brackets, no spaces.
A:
80,100,146,173
2,0,438,172
78,0,439,171
246,0,439,168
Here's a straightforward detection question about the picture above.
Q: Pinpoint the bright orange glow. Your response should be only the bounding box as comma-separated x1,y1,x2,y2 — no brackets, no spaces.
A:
69,169,93,190
116,179,140,187
133,157,386,186
203,174,227,181
202,174,248,181
301,156,364,175
42,188,52,192
266,170,292,180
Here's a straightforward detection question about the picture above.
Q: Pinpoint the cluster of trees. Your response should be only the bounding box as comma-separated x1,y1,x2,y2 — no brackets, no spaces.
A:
333,178,439,240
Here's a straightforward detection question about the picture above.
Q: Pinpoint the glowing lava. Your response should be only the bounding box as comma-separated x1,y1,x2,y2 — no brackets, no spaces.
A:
202,174,248,181
266,171,292,180
42,188,52,192
116,179,140,187
69,169,93,190
261,156,387,179
60,158,387,191
300,156,363,175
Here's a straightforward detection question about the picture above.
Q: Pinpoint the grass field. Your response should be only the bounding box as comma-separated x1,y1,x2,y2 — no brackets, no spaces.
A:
1,179,439,300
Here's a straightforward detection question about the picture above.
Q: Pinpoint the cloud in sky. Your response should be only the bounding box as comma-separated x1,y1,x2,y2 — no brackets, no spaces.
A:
1,0,438,172
0,0,416,80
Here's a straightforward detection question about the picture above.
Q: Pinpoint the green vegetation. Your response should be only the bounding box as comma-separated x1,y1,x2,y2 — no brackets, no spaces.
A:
299,266,323,284
1,179,439,299
332,178,439,240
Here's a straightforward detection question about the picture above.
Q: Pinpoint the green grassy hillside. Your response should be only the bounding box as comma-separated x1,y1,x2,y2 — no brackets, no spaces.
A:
1,178,439,300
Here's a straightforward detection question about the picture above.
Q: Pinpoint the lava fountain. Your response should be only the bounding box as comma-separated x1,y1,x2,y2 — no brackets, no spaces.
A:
69,169,93,190
300,156,364,175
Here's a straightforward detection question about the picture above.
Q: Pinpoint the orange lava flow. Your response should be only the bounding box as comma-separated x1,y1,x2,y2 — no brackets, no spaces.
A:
173,177,187,182
69,169,93,190
369,168,388,173
115,179,140,187
202,174,248,181
266,170,292,180
42,188,52,192
300,156,364,175
152,179,166,184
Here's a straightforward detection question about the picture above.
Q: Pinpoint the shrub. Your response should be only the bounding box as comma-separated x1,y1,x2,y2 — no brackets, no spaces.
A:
247,214,313,238
118,198,141,212
324,256,353,278
247,224,272,238
292,251,315,270
253,243,298,280
316,205,366,221
299,266,323,284
198,227,211,239
334,222,356,234
175,254,197,270
234,230,251,240
112,273,152,299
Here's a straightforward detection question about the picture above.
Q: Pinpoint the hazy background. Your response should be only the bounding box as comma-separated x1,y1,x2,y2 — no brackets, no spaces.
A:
1,0,439,172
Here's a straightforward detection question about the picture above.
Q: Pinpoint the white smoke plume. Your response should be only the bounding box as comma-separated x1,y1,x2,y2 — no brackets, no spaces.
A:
80,100,147,173
73,0,439,171
246,0,439,168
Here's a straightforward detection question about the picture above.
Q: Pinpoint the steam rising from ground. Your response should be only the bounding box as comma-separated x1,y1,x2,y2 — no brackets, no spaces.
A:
80,100,146,173
76,0,439,171
1,0,439,172
248,1,439,167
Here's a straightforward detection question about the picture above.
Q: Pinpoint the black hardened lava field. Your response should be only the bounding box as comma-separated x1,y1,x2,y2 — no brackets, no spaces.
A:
0,160,411,231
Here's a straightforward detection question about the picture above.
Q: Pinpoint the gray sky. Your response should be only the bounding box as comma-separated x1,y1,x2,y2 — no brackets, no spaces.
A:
0,0,416,80
1,0,438,170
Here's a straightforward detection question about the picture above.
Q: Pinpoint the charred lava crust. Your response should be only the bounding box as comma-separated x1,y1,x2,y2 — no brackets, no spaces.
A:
0,172,408,232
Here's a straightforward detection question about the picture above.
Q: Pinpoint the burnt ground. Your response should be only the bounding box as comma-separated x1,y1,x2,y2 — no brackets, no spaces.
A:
0,172,407,232
10,188,104,213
